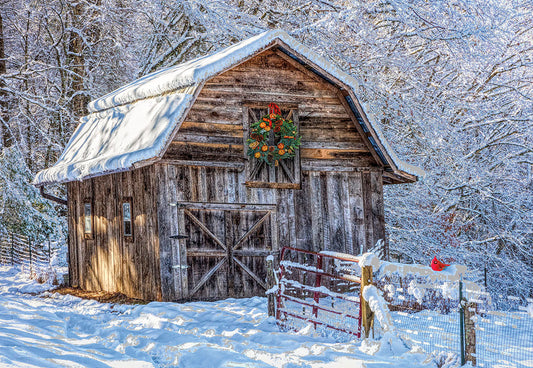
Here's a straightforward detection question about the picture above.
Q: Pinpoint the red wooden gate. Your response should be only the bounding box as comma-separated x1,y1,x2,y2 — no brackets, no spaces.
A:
276,246,363,339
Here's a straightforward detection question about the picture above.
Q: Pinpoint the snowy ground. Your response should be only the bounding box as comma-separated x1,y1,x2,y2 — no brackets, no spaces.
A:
0,266,438,368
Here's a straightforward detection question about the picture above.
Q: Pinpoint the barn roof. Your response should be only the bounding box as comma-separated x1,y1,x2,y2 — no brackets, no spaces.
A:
34,29,424,186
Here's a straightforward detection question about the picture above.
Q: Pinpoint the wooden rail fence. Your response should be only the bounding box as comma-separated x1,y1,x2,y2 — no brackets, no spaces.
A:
0,230,53,274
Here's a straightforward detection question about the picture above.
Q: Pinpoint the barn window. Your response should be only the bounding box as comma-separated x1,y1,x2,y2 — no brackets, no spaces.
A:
83,202,93,239
122,199,133,239
243,105,301,189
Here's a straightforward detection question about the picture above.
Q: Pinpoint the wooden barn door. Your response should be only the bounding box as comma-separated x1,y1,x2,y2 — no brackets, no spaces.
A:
176,202,277,301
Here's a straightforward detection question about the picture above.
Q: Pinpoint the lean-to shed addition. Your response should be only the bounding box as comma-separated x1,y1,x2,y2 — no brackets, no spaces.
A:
34,30,423,302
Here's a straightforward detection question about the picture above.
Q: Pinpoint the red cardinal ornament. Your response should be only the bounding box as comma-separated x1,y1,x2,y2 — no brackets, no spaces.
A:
431,256,450,271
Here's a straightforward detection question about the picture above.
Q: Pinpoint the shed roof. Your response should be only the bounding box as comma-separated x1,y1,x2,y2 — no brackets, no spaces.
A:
34,29,424,186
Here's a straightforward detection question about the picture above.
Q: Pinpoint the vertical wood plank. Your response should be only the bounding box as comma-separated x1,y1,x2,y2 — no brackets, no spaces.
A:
325,172,345,252
294,172,312,249
362,172,373,253
242,106,249,162
168,164,181,301
67,183,79,287
94,176,107,292
309,171,323,252
341,172,354,254
349,172,365,254
292,109,301,184
112,170,123,294
198,167,207,201
286,189,296,248
82,178,95,290
320,172,330,251
276,189,289,248
158,164,178,300
370,171,386,256
176,166,190,299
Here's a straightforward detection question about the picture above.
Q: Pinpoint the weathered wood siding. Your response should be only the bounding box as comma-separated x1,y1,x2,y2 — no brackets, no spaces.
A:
162,48,377,170
156,47,386,301
156,165,385,301
67,166,161,301
66,47,387,302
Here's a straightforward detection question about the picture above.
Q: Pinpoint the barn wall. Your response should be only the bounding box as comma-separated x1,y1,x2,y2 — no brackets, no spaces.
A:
156,48,386,301
156,164,385,301
67,166,162,301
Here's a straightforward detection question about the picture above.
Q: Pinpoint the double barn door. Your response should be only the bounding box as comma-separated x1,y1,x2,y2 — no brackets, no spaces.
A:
174,202,277,301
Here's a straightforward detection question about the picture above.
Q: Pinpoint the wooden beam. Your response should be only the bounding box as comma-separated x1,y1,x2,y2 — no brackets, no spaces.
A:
186,250,226,257
168,141,244,152
183,209,227,251
244,181,301,190
176,201,277,212
179,121,244,136
157,159,245,170
232,212,271,251
300,147,370,160
233,257,267,290
382,170,417,184
189,258,227,297
361,265,374,338
187,249,275,257
243,101,299,110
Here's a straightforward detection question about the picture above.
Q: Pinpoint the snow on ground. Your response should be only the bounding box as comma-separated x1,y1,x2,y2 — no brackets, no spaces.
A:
0,266,437,368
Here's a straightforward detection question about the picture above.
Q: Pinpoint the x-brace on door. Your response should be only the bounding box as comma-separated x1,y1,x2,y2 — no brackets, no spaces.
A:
174,201,278,301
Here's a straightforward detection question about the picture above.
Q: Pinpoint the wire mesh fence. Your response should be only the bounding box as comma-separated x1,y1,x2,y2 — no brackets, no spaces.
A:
374,273,463,358
374,270,533,367
0,229,55,275
464,288,533,367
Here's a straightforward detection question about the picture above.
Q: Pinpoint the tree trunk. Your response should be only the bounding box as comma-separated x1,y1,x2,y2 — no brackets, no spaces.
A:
67,2,89,119
0,10,11,149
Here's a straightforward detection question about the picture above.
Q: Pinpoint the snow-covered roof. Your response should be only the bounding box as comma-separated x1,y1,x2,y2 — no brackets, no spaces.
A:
34,29,424,186
34,89,196,185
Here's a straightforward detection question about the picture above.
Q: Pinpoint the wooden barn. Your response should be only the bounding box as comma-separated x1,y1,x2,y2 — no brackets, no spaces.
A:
34,30,422,302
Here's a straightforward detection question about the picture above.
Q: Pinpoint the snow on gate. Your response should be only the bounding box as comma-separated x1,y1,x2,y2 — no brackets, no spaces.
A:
275,246,363,340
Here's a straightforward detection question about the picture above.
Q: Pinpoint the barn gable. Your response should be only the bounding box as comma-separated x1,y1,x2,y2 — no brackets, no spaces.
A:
34,30,423,186
166,48,391,182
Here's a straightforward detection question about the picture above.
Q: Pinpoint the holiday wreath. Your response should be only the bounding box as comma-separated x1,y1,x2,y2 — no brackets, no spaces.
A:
246,103,301,166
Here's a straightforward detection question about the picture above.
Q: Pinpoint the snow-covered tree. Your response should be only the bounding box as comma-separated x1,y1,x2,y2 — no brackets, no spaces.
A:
0,0,530,298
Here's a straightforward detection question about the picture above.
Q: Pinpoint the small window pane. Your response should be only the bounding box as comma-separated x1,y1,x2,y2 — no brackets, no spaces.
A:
84,203,92,234
123,202,132,236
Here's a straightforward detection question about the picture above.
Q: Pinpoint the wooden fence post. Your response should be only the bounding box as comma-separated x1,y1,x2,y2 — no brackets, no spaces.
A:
28,237,32,274
10,233,14,265
48,237,51,266
266,256,276,317
459,279,465,365
465,302,477,366
361,265,374,338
